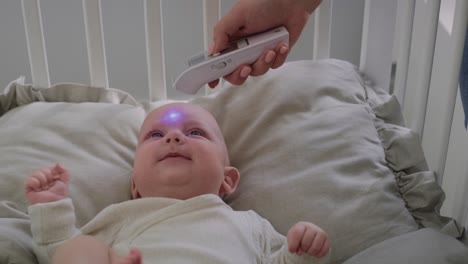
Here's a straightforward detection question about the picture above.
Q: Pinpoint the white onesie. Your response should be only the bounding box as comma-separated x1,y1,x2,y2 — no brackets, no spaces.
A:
28,194,328,264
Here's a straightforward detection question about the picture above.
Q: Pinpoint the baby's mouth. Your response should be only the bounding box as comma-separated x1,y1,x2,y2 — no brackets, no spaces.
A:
159,152,191,161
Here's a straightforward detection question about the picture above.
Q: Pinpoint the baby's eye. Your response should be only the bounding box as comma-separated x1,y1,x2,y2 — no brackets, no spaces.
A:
188,130,203,137
150,131,164,138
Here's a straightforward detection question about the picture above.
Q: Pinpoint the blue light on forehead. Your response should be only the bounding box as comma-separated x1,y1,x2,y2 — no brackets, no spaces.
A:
161,108,184,124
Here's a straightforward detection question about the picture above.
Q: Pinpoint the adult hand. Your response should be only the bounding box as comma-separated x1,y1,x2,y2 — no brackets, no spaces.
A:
208,0,321,88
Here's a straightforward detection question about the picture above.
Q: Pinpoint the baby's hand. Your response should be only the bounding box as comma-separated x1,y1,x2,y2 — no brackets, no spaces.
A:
24,163,70,205
287,221,330,258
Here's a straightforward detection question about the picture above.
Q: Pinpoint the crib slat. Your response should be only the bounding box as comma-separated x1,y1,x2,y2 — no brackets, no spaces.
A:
359,0,397,93
402,0,441,136
422,0,468,185
313,0,332,60
203,0,221,95
82,0,109,88
144,0,166,101
392,0,415,107
21,0,50,88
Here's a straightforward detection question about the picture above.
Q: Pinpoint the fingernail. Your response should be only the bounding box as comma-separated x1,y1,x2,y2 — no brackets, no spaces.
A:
265,51,276,64
280,44,289,55
208,41,215,55
240,67,252,78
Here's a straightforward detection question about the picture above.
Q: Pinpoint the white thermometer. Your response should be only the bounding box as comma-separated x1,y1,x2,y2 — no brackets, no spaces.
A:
173,26,289,95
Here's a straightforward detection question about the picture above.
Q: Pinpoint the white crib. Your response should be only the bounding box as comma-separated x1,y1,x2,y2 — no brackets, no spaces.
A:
0,0,467,261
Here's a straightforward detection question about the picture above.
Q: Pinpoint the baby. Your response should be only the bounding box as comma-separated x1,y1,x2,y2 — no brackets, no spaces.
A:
24,102,330,264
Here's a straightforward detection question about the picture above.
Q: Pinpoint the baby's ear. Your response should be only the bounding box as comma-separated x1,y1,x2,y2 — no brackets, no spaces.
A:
220,166,240,196
131,175,141,199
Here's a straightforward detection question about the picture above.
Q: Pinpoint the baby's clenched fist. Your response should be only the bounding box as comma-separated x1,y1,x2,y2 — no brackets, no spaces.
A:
287,221,330,258
24,163,70,205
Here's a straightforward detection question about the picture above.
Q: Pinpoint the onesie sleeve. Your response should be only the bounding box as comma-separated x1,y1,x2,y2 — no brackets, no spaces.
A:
255,214,330,264
28,198,81,264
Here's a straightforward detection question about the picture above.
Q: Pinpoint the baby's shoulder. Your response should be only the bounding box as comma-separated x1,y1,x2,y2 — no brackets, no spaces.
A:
230,209,271,228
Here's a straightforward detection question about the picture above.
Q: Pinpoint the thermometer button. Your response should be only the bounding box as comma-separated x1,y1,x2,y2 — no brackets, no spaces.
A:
215,62,227,69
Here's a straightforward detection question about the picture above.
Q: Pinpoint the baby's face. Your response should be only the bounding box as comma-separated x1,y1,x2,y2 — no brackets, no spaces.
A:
132,103,233,199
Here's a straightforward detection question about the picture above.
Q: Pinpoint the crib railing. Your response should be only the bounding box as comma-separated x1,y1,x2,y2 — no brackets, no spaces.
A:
82,0,109,89
22,0,50,88
19,0,468,225
22,0,403,100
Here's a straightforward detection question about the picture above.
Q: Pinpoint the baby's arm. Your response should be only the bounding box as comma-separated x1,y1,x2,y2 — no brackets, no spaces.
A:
24,163,79,264
25,164,142,264
24,163,70,205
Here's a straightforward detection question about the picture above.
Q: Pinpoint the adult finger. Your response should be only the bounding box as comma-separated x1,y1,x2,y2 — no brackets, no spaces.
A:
272,43,289,69
223,65,252,86
208,79,220,88
250,50,276,77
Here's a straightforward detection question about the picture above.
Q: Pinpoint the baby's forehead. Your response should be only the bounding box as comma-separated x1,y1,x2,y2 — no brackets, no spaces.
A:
140,103,220,132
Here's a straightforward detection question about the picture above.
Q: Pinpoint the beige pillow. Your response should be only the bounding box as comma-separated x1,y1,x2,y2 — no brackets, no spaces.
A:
0,81,147,264
192,59,463,263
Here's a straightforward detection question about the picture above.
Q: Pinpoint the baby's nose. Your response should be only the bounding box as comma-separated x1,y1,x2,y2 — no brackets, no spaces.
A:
165,132,183,144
